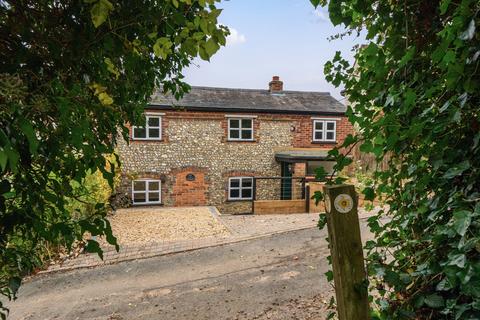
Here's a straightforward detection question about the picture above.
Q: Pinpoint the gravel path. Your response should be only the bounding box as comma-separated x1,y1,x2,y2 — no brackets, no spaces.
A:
104,207,230,246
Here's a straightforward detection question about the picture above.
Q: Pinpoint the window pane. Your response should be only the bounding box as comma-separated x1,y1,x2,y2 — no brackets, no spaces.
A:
241,130,252,140
230,129,240,139
315,121,323,130
307,161,336,176
148,117,160,127
242,189,252,199
314,132,323,140
133,127,146,138
230,189,240,198
241,119,252,128
242,178,252,187
229,119,240,128
230,179,240,188
133,181,146,191
326,122,335,130
148,128,160,138
149,181,159,191
326,132,335,140
148,192,160,202
133,192,146,203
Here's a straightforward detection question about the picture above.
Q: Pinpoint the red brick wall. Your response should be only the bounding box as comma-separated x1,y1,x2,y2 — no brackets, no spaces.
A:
171,167,208,206
292,116,353,148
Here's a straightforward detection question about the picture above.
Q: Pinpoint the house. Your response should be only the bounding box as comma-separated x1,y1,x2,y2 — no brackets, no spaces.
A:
116,76,353,214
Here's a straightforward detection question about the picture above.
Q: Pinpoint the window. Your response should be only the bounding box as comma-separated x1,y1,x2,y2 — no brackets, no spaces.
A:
132,180,161,204
228,177,253,200
306,161,337,176
313,120,336,142
132,115,162,140
228,118,253,141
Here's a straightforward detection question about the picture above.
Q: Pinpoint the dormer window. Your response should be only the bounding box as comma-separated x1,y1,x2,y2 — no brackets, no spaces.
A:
226,116,255,141
132,115,162,140
312,119,337,142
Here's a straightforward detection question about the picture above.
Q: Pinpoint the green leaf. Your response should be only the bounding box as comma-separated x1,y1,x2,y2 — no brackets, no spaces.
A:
442,50,456,65
313,190,324,206
19,120,39,154
362,187,375,201
452,210,472,236
460,20,475,41
90,0,114,28
440,0,451,14
324,270,334,281
318,213,327,229
424,294,445,308
399,46,415,67
443,160,470,179
204,38,220,56
85,239,104,260
0,150,6,172
448,253,466,268
310,0,321,8
314,166,327,181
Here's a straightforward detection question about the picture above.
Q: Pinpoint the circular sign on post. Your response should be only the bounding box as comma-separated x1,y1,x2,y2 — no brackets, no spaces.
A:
334,194,354,213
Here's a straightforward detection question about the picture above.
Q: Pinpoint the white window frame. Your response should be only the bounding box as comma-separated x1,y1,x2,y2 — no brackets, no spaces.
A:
228,177,253,200
227,118,254,141
312,120,336,142
132,115,162,140
132,179,161,204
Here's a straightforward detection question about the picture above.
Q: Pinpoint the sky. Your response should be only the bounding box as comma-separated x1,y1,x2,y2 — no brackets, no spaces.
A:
183,0,365,102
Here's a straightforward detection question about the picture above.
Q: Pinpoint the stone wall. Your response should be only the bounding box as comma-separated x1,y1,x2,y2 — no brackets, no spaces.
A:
117,110,351,214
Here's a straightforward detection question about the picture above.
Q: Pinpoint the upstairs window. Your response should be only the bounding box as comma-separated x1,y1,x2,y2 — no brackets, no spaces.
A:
313,120,336,142
132,115,162,140
228,118,254,141
228,177,253,200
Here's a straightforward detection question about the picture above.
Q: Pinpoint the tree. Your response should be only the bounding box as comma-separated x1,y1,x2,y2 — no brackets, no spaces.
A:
0,0,228,316
311,0,480,318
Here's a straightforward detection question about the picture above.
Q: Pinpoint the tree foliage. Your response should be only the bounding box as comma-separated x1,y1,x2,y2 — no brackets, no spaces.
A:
312,0,480,318
0,0,227,316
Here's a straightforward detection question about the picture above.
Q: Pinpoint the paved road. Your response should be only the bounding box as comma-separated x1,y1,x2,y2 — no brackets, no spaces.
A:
8,223,372,320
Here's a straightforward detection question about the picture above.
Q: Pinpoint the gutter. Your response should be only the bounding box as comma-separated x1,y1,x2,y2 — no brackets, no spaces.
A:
146,103,347,116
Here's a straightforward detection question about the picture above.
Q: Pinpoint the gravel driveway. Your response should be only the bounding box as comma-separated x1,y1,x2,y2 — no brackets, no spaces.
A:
104,207,230,246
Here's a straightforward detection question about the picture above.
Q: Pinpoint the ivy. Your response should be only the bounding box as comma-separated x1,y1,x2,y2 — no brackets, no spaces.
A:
311,0,480,318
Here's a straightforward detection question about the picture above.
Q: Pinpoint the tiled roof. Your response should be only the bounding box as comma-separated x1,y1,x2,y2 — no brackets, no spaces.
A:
149,86,346,115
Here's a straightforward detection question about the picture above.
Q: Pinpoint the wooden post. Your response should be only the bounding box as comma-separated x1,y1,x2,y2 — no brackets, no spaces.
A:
323,184,369,320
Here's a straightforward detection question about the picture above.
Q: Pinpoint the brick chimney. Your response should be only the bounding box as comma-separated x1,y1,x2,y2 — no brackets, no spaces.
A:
268,76,283,93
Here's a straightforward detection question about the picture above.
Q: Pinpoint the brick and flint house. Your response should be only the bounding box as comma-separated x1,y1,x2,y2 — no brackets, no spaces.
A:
117,76,353,214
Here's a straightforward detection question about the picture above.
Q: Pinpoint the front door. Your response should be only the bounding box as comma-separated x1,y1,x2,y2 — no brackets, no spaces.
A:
280,162,292,200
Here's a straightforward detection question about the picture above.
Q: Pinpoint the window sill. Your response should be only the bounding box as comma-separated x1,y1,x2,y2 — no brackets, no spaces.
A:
311,141,337,144
130,138,164,142
226,199,253,202
227,140,257,143
132,202,163,206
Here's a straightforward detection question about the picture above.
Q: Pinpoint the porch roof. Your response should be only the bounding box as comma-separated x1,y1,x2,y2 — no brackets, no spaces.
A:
274,150,330,162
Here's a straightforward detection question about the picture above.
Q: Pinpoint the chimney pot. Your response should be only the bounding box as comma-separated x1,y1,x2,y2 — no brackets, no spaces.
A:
269,76,283,93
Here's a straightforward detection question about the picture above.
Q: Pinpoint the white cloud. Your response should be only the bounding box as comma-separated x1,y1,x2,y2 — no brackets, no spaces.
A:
226,27,246,45
312,7,329,23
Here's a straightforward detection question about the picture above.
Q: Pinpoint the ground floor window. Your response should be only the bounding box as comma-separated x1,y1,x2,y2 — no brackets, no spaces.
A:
228,177,253,200
132,179,161,204
306,161,336,176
